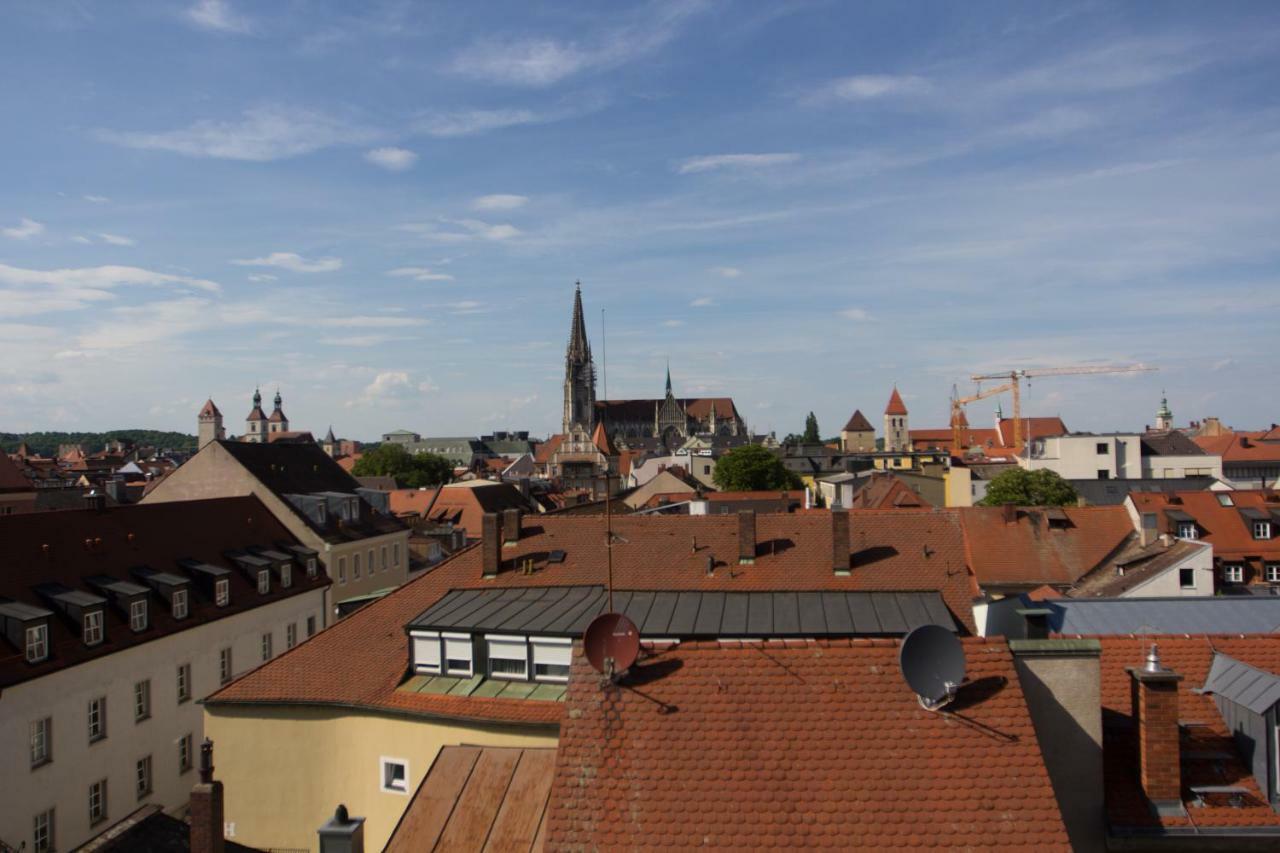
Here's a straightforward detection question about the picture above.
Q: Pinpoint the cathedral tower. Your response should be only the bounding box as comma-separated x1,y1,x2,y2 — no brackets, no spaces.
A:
562,283,597,434
198,399,225,449
245,388,268,443
884,386,909,452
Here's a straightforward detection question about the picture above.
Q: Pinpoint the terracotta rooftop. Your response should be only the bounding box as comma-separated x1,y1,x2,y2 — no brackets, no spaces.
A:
960,505,1135,588
545,638,1069,850
1127,489,1280,565
391,481,530,537
884,386,908,416
1193,431,1280,463
198,398,222,419
1069,539,1209,597
0,451,33,491
842,408,873,432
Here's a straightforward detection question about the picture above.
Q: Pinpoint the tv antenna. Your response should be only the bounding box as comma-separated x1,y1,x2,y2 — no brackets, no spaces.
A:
583,612,639,683
898,624,966,711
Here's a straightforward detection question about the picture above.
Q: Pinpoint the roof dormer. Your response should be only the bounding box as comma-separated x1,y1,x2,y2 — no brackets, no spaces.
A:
0,600,54,663
85,575,150,633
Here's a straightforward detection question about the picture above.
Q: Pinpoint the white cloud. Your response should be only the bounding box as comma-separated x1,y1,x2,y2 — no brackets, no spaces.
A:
0,263,220,319
314,316,425,328
471,194,529,211
662,319,685,327
97,232,136,247
72,235,92,245
676,153,801,174
3,218,45,240
98,106,376,162
83,195,110,204
448,300,487,314
819,74,931,101
364,147,418,171
710,266,741,278
387,266,455,282
399,219,521,242
76,297,213,351
840,307,872,321
246,273,277,283
187,0,252,34
320,335,411,347
415,108,542,138
690,297,714,307
351,370,436,406
231,252,342,273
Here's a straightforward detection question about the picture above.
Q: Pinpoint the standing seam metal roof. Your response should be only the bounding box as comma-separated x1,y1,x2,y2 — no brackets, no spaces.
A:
1203,652,1280,714
1040,596,1280,635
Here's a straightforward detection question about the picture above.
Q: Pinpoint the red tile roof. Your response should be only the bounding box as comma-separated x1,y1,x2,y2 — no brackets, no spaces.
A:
1193,431,1280,463
960,506,1135,587
1127,490,1280,567
884,386,908,416
0,451,33,492
198,398,221,418
546,638,1069,850
394,482,529,537
534,434,564,465
847,473,931,509
842,409,873,432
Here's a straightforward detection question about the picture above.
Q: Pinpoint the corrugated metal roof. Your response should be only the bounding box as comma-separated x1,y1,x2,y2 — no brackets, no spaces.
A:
408,585,957,637
1037,596,1280,636
1203,652,1280,715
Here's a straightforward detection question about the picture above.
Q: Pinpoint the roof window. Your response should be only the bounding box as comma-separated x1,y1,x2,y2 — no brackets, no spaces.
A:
1217,493,1234,506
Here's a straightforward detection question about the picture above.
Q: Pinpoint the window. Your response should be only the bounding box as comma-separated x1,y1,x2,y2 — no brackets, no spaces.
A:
281,563,292,588
88,696,105,742
486,635,528,680
134,680,150,722
1224,564,1246,584
1254,521,1272,540
368,549,375,575
1267,564,1280,583
307,614,317,637
179,733,193,774
130,599,148,632
381,546,388,571
353,552,361,579
84,609,104,645
177,663,191,703
1217,493,1235,506
392,544,400,568
136,755,152,799
443,633,473,676
215,578,230,607
257,570,270,594
26,623,49,663
219,647,233,684
1096,442,1109,455
286,623,297,649
261,632,273,662
412,632,441,673
380,757,409,794
1097,469,1110,480
338,556,347,583
306,557,317,578
172,589,188,619
89,778,107,824
31,717,52,767
33,808,53,853
1179,568,1196,589
1177,522,1198,540
532,638,573,682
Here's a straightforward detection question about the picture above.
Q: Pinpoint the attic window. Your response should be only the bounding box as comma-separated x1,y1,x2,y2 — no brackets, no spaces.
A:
380,757,409,794
548,550,566,564
281,564,292,588
1254,522,1273,541
1224,563,1245,584
215,578,230,607
306,558,317,578
257,570,270,595
1177,522,1198,540
1217,494,1235,507
26,623,49,663
172,589,188,620
129,599,148,632
411,631,441,674
486,635,528,680
532,637,572,682
83,610,104,645
443,633,473,676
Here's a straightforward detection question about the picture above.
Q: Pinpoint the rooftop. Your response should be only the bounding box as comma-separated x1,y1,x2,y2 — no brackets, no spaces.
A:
960,505,1135,588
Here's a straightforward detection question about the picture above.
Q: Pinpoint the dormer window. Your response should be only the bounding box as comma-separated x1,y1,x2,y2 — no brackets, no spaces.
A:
215,579,230,607
1217,493,1234,506
532,637,572,682
1224,563,1246,584
172,589,188,620
316,502,327,524
486,635,528,680
83,610,104,645
257,570,270,595
1177,522,1198,540
129,600,148,632
1255,521,1273,540
347,497,359,520
306,558,317,578
281,563,292,588
443,633,473,676
26,623,49,663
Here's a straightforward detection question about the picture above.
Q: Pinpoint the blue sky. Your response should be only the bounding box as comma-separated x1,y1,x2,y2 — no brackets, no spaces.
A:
2,1,1279,440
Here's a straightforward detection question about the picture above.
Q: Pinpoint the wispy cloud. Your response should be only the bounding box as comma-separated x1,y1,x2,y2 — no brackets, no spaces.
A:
387,266,455,282
3,218,45,240
690,296,714,307
709,266,741,278
231,252,342,273
246,273,277,283
471,194,529,211
98,106,376,161
815,74,932,101
0,263,220,319
414,108,551,138
676,153,801,174
364,146,417,171
314,315,425,328
398,219,521,242
840,307,872,321
97,232,136,246
83,195,110,204
186,0,252,34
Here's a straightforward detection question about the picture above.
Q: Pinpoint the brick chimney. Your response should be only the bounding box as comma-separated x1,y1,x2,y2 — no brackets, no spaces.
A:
481,512,501,578
737,510,756,564
189,738,225,853
1001,503,1017,524
501,508,523,547
831,508,850,576
1127,644,1184,816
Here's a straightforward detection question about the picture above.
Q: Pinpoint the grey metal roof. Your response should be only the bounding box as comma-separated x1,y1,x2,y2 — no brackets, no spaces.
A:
1203,653,1280,715
408,586,957,638
0,600,54,621
179,560,231,578
87,576,149,597
1034,596,1280,635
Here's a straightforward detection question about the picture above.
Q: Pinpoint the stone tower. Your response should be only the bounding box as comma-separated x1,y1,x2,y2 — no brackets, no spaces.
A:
267,389,289,435
244,388,268,443
1155,393,1172,431
562,283,597,434
884,386,909,453
197,399,224,449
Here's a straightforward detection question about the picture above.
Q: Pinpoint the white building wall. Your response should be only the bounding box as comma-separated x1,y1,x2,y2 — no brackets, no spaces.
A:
1121,543,1215,598
0,588,325,853
1027,434,1142,480
1140,453,1224,480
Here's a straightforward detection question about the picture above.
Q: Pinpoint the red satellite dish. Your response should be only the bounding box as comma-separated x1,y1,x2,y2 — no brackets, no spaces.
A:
583,612,640,676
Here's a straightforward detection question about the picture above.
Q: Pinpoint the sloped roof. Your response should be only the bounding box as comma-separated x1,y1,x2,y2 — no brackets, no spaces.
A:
884,386,907,415
1194,431,1280,463
591,421,617,456
0,451,33,491
1203,652,1280,714
1069,539,1209,597
534,434,564,465
198,398,221,418
842,409,873,432
960,506,1135,587
1128,489,1280,561
846,473,930,509
1044,596,1280,635
1140,431,1206,457
545,638,1069,850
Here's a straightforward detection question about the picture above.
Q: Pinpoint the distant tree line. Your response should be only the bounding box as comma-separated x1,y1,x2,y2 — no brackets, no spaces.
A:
0,430,197,457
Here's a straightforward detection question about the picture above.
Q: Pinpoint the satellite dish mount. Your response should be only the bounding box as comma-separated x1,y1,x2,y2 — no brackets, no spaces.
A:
898,624,966,712
584,612,640,686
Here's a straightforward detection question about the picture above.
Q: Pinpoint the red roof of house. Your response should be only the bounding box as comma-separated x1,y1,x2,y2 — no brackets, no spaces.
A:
1127,490,1280,564
1193,431,1280,463
591,421,617,456
546,638,1069,850
198,398,221,418
842,409,873,432
534,434,564,465
0,452,33,492
884,386,908,416
960,506,1135,587
391,482,528,536
847,473,930,509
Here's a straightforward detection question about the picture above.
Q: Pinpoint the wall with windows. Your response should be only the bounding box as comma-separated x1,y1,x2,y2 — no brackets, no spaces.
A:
203,703,557,853
0,587,323,853
1117,543,1215,598
1026,434,1142,480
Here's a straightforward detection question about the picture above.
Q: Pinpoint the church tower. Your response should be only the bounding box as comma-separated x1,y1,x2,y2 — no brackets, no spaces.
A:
268,389,289,435
198,399,224,449
884,386,909,452
245,389,268,443
1155,393,1173,431
562,283,597,434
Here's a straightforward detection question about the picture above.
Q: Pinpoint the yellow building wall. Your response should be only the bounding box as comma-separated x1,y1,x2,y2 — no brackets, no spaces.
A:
204,704,558,853
944,466,973,507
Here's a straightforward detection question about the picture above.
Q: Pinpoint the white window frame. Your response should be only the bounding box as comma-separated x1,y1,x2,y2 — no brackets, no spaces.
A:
219,647,232,684
1177,522,1198,540
353,552,361,579
1267,564,1280,583
337,556,347,584
1179,568,1196,589
26,623,48,663
381,546,388,571
261,632,273,662
84,609,104,645
532,637,573,683
33,807,53,853
393,543,400,567
177,663,191,703
215,578,230,607
1217,493,1234,506
88,697,106,742
179,733,193,773
134,679,150,722
31,717,51,767
130,599,148,632
306,614,317,637
306,557,317,578
411,631,441,674
1254,521,1272,540
486,634,529,680
443,632,473,676
286,623,297,649
89,778,107,824
281,563,292,588
257,570,270,595
1225,563,1246,584
136,755,152,800
379,756,410,794
172,589,188,620
368,549,375,575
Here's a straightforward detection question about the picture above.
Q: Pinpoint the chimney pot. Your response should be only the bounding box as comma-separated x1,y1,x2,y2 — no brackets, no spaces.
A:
1127,651,1185,815
318,804,365,853
189,739,225,853
737,510,756,564
831,508,851,575
1001,503,1017,524
481,513,501,578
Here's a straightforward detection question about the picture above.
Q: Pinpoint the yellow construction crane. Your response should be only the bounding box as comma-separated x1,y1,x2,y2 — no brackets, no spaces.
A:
954,364,1157,457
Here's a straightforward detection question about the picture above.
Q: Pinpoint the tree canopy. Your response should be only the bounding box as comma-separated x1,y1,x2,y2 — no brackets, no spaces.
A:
977,467,1078,507
802,412,820,444
712,444,802,491
352,443,453,488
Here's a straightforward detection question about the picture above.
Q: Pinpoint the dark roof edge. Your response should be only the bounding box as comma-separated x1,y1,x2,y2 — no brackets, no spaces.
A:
200,696,561,730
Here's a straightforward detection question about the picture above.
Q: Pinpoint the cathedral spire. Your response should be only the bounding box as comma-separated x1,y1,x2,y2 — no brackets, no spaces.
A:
567,281,590,362
665,360,672,395
563,282,597,434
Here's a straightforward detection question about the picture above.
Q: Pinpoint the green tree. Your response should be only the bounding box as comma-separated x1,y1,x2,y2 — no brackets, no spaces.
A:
977,467,1078,507
352,443,453,488
802,411,820,444
713,444,802,491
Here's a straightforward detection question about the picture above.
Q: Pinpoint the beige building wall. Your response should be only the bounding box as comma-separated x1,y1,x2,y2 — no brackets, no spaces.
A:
204,704,558,852
142,443,411,612
839,429,875,453
1,588,325,853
